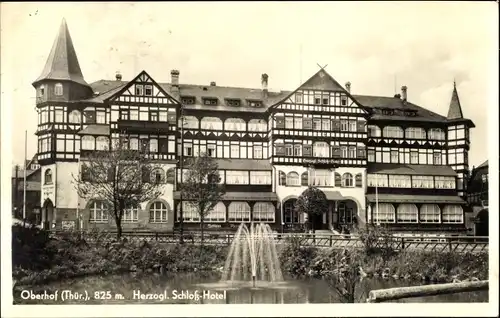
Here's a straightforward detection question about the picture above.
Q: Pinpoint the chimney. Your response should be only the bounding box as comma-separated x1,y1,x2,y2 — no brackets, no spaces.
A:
210,81,216,86
261,73,268,98
171,70,180,92
401,85,407,101
345,82,351,93
115,71,122,81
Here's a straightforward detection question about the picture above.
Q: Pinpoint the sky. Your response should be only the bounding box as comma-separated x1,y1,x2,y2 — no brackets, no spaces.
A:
1,1,498,168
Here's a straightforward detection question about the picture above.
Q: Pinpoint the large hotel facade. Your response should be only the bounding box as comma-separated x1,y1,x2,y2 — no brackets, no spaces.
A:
36,20,475,235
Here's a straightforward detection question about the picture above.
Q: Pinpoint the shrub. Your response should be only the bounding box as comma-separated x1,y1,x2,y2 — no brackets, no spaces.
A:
279,236,318,277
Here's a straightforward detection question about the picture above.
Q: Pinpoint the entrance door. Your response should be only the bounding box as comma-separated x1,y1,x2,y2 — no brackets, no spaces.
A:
475,209,488,237
43,199,54,230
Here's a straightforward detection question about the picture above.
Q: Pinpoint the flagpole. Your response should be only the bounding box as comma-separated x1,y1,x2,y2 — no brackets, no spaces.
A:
23,130,27,223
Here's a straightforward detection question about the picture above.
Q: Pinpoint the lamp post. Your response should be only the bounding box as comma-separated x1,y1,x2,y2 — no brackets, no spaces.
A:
178,104,185,244
375,174,380,226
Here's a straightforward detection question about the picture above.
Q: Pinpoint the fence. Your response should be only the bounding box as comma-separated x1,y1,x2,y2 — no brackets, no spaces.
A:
51,230,488,253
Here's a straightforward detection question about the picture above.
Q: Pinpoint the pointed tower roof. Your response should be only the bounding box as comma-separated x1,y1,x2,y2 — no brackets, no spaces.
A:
447,80,464,120
33,18,89,87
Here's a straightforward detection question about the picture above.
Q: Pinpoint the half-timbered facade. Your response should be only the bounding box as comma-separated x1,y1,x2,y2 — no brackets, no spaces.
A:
34,19,474,235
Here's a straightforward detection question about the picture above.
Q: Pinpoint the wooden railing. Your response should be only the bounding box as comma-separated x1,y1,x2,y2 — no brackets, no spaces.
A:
51,230,488,253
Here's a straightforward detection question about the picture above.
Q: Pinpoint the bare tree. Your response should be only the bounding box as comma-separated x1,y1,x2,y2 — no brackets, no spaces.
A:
73,137,163,239
179,153,225,246
295,186,329,234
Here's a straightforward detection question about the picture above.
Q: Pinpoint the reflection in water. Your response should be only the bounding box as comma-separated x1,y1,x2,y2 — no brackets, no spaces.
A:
14,272,488,304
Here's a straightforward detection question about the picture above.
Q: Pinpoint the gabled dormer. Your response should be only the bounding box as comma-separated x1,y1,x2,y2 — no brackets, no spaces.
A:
32,18,93,104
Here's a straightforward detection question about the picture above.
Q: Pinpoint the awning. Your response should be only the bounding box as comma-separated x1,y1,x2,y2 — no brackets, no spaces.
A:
174,191,278,201
323,191,344,201
78,124,110,136
366,194,466,204
367,163,457,176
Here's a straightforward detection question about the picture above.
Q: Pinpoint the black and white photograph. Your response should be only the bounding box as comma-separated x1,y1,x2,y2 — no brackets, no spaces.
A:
1,1,498,317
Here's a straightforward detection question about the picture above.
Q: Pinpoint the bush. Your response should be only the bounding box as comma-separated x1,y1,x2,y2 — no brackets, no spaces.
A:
357,224,396,259
279,236,318,277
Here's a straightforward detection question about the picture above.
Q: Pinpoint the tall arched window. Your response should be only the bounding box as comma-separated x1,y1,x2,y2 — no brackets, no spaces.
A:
373,203,395,223
44,169,53,185
225,118,246,131
123,205,139,223
150,168,165,184
96,136,109,150
419,204,440,223
342,173,354,187
206,202,226,222
55,83,63,96
286,172,300,186
396,204,418,223
248,119,267,132
150,201,168,223
200,117,223,130
181,116,199,129
313,141,329,157
253,202,275,222
383,126,404,138
82,136,95,150
228,202,251,222
442,205,463,223
90,201,108,223
68,110,81,123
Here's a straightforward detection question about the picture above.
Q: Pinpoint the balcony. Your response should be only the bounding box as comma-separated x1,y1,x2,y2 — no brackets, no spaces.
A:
117,119,169,133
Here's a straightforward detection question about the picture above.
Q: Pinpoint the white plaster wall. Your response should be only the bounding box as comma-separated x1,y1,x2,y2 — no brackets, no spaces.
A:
40,163,56,206
55,162,80,209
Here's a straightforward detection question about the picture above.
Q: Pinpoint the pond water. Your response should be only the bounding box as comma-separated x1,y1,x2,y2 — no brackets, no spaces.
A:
14,272,488,304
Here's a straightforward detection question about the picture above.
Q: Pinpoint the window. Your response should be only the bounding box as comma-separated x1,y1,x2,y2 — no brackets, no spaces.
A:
55,83,63,96
348,146,357,158
207,144,216,157
372,203,395,223
341,96,348,106
294,117,303,129
248,119,267,132
248,101,263,107
150,201,168,223
90,201,108,223
367,174,388,187
96,111,106,124
201,117,223,130
182,116,199,129
149,111,159,121
313,142,329,158
181,97,195,104
322,97,329,105
295,92,303,103
388,175,411,188
383,126,404,138
129,138,139,150
123,205,139,223
253,145,263,159
135,85,144,96
433,152,442,165
412,175,434,188
368,125,381,137
184,144,193,156
285,144,293,156
284,200,300,223
203,98,218,106
419,204,440,223
96,136,109,150
481,174,488,183
44,169,53,184
151,168,165,184
340,146,348,158
311,170,331,187
205,202,226,222
84,110,96,124
348,121,357,132
293,144,302,157
429,128,445,140
82,136,95,150
253,202,275,222
227,99,241,107
442,205,463,223
340,120,349,131
313,119,321,130
68,110,81,123
149,139,158,153
226,170,249,184
405,127,426,139
396,204,418,223
286,172,300,186
144,85,153,96
230,145,239,158
368,149,375,162
322,119,331,130
225,118,246,131
39,85,45,97
435,176,455,189
285,117,294,129
390,150,399,163
228,202,251,222
410,151,418,164
140,139,149,153
250,171,271,185
342,173,353,187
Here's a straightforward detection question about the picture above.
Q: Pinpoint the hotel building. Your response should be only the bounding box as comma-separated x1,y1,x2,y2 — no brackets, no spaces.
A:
35,20,474,235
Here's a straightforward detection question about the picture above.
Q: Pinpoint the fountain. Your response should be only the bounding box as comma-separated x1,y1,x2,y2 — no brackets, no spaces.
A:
221,223,284,287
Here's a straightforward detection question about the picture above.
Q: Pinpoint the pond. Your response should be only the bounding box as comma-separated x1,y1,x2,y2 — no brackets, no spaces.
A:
14,272,488,304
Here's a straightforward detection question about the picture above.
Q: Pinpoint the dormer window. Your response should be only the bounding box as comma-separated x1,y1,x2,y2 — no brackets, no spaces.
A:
340,96,348,106
248,100,263,107
226,99,241,107
203,98,218,106
135,85,144,96
181,96,196,105
39,85,45,97
55,83,63,96
404,110,417,117
144,85,153,96
382,109,394,116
